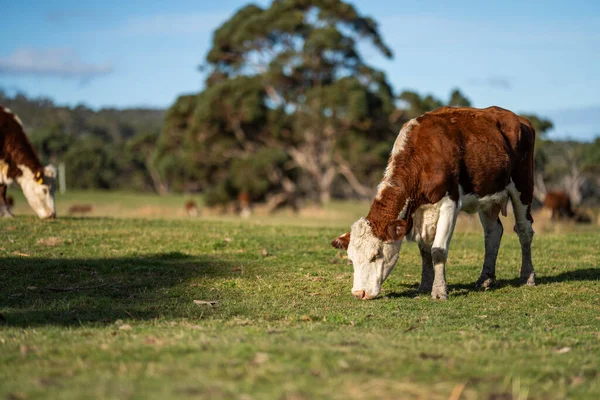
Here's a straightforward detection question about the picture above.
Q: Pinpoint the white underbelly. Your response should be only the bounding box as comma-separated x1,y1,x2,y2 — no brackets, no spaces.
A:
406,202,442,244
406,187,510,244
460,190,509,214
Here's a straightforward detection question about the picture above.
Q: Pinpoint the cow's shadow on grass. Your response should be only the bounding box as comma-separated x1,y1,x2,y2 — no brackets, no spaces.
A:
0,252,240,327
384,268,600,299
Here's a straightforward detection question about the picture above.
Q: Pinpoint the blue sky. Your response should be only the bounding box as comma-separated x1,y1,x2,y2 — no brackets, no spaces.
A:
1,0,599,140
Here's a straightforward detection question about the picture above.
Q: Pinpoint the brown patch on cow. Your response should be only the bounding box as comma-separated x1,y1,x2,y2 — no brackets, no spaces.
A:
363,106,535,240
367,185,410,240
331,232,350,249
386,219,412,242
0,107,44,180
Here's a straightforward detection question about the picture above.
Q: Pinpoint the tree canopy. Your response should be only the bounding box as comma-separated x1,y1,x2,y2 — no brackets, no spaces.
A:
159,0,398,204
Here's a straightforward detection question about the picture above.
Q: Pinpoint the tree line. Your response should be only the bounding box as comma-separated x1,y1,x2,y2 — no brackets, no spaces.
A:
2,0,598,208
0,90,165,192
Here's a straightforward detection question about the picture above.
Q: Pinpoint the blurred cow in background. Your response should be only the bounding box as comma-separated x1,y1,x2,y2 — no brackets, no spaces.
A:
543,190,591,223
238,191,251,218
543,191,575,220
185,200,199,217
68,204,94,216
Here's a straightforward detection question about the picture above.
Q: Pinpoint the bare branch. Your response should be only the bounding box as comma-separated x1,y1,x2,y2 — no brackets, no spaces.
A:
337,160,374,199
230,118,256,153
264,85,284,105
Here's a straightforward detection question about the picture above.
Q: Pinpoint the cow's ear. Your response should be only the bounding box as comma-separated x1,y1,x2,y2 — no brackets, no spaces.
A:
386,219,410,242
331,232,351,250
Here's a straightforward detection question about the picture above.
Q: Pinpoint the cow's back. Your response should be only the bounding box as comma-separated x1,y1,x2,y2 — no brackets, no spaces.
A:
404,107,533,200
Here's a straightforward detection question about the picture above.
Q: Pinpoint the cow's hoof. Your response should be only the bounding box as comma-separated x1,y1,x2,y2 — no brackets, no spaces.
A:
475,275,495,290
521,273,536,286
431,286,448,300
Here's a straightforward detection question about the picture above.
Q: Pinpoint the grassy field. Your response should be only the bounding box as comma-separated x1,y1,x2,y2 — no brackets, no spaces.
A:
1,191,599,399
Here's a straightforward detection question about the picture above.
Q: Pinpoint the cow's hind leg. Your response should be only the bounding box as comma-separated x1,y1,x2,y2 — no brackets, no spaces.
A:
0,185,13,218
507,183,535,286
476,208,503,289
418,242,434,293
430,196,460,300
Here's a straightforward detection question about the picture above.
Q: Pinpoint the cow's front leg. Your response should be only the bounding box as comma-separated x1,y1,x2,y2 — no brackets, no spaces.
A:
0,184,13,218
430,196,459,300
418,242,433,293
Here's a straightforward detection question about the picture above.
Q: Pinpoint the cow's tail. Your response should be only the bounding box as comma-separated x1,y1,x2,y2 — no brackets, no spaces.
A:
511,118,536,223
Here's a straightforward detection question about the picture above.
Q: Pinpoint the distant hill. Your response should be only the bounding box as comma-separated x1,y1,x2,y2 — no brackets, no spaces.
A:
0,89,166,192
0,90,165,143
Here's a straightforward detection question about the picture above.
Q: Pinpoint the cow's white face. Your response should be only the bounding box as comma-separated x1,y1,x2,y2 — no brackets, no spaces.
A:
18,165,57,219
332,218,404,299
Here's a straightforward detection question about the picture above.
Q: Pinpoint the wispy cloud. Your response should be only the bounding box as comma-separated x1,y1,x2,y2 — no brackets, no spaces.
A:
113,13,230,37
46,9,112,24
0,48,113,81
468,76,512,90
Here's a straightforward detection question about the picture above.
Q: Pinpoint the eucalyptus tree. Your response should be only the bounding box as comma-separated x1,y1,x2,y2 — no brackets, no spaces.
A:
194,0,397,203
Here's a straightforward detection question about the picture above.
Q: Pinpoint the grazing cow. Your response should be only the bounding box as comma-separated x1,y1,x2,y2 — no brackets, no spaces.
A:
0,107,56,219
238,191,251,218
543,191,575,220
332,106,536,300
543,191,592,223
184,200,199,217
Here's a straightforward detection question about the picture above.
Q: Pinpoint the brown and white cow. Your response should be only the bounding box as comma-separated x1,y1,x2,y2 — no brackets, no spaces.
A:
332,106,536,300
184,200,199,217
0,107,56,219
543,191,575,220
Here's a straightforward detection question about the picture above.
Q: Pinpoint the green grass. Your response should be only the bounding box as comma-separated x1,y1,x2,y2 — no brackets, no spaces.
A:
1,193,599,399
